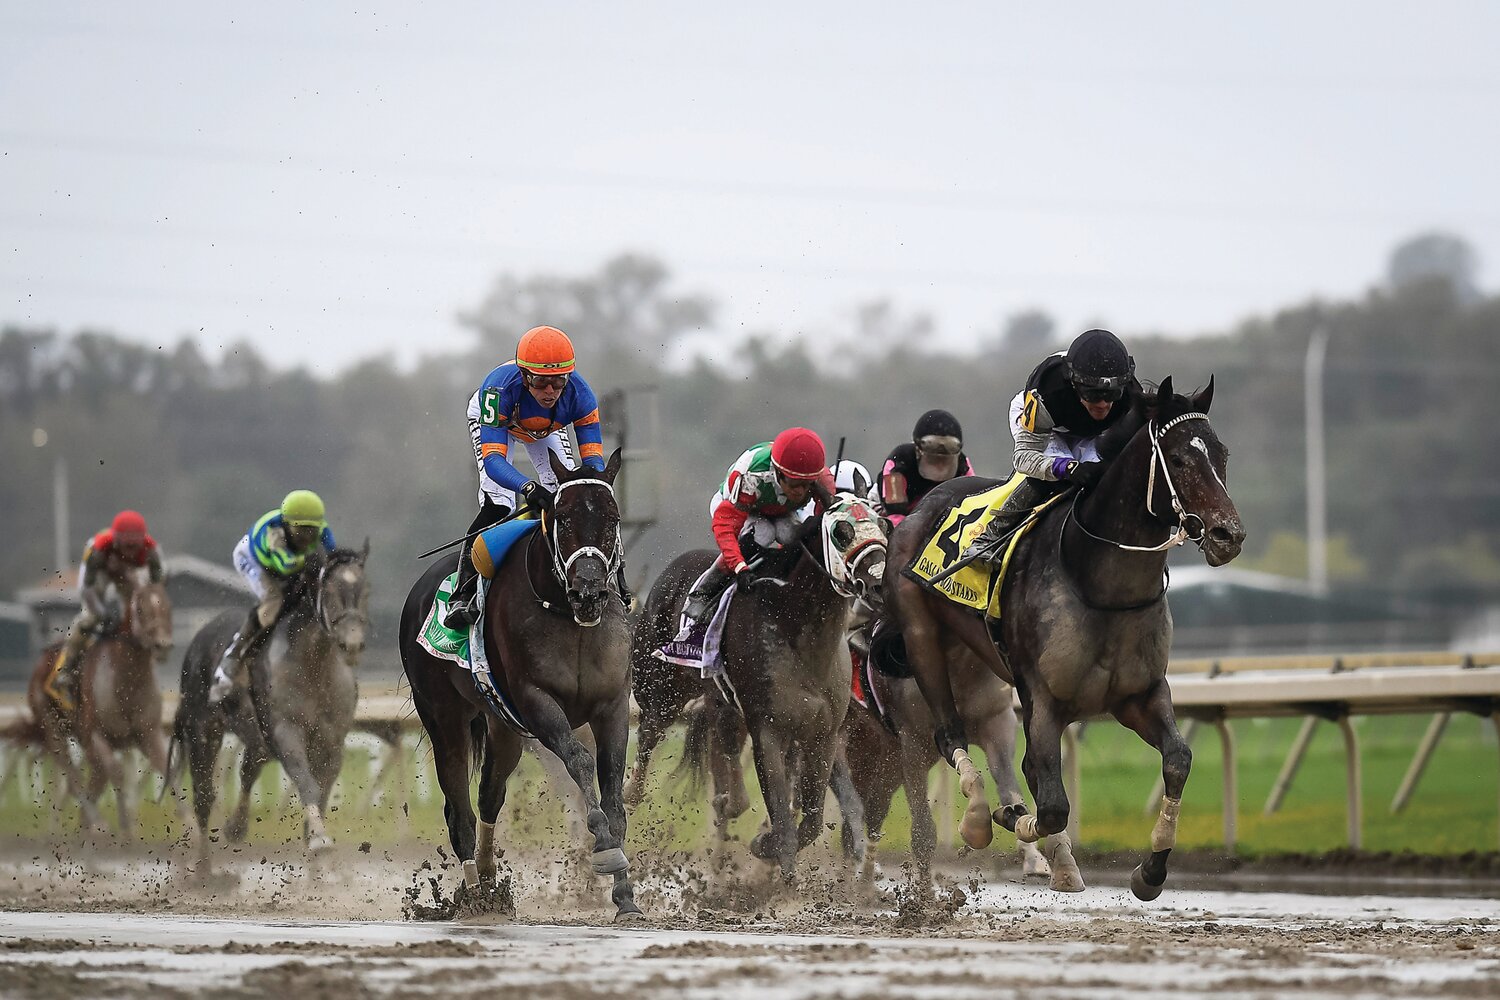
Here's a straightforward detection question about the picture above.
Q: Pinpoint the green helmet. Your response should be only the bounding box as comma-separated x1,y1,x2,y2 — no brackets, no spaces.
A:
280,489,327,528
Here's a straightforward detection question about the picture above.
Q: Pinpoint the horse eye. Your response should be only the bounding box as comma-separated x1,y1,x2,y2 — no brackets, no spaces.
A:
1169,454,1186,468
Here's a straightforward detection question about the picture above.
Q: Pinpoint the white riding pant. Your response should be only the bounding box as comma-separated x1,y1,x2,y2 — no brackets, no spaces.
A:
466,417,576,509
232,535,284,628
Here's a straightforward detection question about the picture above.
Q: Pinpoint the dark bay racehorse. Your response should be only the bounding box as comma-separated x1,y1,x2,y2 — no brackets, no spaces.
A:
887,378,1243,898
399,449,643,920
843,647,1048,883
172,545,369,869
8,582,174,837
630,492,888,884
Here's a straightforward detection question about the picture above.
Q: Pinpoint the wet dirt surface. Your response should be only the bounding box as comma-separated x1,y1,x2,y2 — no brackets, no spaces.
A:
3,845,1500,998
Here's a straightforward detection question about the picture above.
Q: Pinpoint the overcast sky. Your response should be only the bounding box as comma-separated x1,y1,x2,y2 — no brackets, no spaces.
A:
3,2,1496,375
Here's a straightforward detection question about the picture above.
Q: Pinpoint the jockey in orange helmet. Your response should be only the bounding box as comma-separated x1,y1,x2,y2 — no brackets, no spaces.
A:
445,325,618,629
673,428,837,634
46,510,165,709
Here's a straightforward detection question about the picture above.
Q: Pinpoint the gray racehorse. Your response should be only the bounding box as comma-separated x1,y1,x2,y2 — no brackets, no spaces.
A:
171,544,370,870
631,492,887,884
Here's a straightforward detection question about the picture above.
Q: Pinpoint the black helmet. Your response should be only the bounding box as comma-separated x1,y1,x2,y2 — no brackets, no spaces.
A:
912,409,962,442
1066,329,1134,402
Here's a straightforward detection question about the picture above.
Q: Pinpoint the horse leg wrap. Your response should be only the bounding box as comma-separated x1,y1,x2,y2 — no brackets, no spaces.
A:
476,821,497,879
1044,832,1086,893
995,802,1029,833
1151,796,1181,852
952,749,979,798
591,847,629,876
1013,813,1041,844
462,859,480,888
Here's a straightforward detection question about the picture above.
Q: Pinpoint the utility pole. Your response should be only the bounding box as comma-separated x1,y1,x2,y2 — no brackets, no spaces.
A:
1304,327,1329,595
53,455,70,573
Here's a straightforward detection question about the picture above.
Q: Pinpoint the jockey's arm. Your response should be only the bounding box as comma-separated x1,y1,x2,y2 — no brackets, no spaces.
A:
1009,390,1063,481
79,550,109,618
571,405,606,473
320,526,336,551
710,500,751,573
146,545,166,584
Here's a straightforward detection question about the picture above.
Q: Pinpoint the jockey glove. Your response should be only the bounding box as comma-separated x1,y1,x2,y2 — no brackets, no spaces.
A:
1068,460,1106,491
519,481,545,512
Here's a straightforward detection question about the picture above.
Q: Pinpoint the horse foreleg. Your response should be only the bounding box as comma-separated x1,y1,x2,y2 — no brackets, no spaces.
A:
268,722,332,855
185,723,223,869
709,705,750,836
1113,679,1192,901
793,731,836,854
746,729,798,884
521,694,625,887
475,718,523,883
827,742,867,865
1013,695,1084,892
898,734,938,886
589,695,643,920
41,724,102,832
976,699,1050,879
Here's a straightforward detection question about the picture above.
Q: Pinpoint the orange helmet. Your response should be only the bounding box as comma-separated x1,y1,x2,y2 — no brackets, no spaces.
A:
515,326,576,376
771,427,827,480
111,510,147,544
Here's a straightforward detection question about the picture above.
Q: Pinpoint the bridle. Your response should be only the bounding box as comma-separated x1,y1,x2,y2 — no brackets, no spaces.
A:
314,558,367,636
753,494,887,613
529,477,623,613
1066,411,1213,555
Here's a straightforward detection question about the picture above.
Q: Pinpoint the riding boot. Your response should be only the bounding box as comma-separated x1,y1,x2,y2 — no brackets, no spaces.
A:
209,609,263,704
47,630,90,709
682,561,735,628
965,477,1063,567
442,551,483,632
615,562,636,614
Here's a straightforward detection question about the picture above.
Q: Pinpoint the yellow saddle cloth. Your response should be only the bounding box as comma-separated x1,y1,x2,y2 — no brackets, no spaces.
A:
906,472,1063,619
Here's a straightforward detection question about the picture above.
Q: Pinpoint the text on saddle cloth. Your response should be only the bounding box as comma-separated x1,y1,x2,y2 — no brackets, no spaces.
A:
905,472,1064,619
416,573,534,738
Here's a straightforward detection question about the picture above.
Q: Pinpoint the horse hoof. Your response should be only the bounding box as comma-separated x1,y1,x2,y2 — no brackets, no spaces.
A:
307,834,334,857
1131,864,1165,901
615,905,645,923
591,848,628,876
960,802,994,850
1050,870,1086,893
749,832,777,861
1022,848,1052,880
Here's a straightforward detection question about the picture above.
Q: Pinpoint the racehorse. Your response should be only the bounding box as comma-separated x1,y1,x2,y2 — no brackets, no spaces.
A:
10,581,174,837
843,647,1049,883
630,491,888,884
886,377,1243,898
171,543,369,869
399,449,643,920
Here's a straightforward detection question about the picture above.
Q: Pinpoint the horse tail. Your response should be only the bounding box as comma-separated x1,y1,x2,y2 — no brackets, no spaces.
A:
469,714,486,773
160,713,187,804
672,698,714,794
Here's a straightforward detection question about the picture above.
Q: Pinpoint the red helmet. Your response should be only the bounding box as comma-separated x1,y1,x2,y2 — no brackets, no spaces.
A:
515,325,576,376
770,427,827,480
111,510,147,544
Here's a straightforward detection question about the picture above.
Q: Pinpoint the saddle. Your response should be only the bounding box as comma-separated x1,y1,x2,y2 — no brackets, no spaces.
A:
904,473,1064,620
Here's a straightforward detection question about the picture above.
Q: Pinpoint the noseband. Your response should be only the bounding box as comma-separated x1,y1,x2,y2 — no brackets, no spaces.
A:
528,477,623,615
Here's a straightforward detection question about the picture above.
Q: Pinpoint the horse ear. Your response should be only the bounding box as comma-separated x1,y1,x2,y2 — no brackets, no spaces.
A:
360,537,370,562
1192,375,1215,413
604,447,624,484
547,448,572,482
851,467,871,499
1158,375,1174,402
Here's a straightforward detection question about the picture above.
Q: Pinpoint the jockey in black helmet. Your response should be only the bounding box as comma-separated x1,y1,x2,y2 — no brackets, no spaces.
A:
875,409,975,524
969,328,1140,564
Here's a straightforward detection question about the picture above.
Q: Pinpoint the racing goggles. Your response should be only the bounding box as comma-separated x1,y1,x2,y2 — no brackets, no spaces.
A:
1072,375,1128,404
915,435,962,457
524,372,571,391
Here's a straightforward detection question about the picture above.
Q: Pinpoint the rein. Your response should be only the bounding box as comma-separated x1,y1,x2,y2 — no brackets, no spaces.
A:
1057,411,1211,612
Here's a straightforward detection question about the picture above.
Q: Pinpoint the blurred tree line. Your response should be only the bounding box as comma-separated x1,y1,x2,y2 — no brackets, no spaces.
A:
2,234,1496,659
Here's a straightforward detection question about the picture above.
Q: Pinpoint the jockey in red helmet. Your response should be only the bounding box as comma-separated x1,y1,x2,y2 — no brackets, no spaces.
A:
669,428,837,636
45,510,164,709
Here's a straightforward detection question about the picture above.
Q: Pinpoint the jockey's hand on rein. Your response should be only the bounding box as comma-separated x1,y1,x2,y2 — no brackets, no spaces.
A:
1068,460,1105,491
519,481,544,512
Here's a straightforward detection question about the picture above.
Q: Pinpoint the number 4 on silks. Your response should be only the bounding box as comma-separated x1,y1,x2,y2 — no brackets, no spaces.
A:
935,507,985,563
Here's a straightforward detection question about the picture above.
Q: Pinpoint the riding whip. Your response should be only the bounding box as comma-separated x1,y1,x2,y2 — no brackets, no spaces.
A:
416,506,528,559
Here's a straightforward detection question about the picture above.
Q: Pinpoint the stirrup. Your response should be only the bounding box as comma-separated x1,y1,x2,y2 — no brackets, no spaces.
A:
442,591,478,632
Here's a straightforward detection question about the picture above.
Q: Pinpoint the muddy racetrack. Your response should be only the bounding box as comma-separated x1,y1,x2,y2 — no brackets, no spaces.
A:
2,843,1498,998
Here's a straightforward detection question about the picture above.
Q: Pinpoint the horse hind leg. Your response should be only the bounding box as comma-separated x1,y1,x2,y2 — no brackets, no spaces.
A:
977,702,1050,879
1114,681,1192,901
224,747,267,844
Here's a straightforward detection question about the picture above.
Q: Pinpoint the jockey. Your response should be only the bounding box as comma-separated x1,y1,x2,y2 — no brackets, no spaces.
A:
678,427,837,632
47,510,164,707
969,328,1141,563
444,325,611,630
875,409,976,524
208,490,336,703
